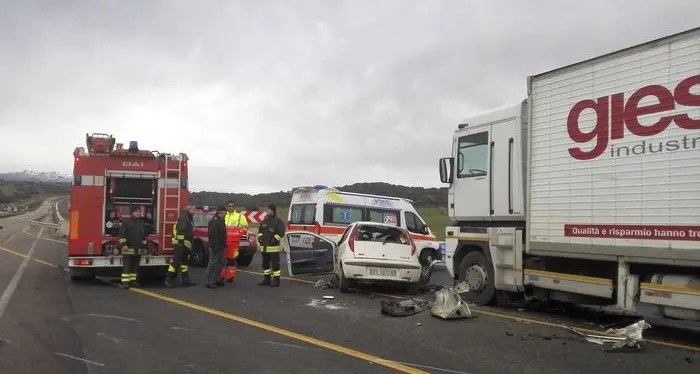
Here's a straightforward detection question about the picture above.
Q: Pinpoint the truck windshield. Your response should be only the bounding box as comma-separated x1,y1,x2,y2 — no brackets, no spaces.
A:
193,213,214,227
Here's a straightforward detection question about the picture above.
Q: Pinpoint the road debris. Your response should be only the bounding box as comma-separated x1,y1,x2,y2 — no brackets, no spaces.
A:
562,319,651,351
313,278,337,289
307,297,345,310
380,299,429,317
429,282,473,320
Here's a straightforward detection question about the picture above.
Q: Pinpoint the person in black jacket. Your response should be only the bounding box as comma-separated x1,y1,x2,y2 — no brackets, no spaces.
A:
257,204,286,287
166,209,195,288
118,207,147,289
204,209,227,288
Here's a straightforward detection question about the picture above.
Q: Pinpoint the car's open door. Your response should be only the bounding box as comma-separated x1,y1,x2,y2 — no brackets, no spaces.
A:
283,231,336,276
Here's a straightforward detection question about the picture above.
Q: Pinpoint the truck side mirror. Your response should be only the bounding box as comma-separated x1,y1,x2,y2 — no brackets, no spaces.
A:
439,157,454,184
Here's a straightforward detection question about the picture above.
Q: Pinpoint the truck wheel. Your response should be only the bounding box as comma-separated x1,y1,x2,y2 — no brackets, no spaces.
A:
235,253,255,267
458,251,496,305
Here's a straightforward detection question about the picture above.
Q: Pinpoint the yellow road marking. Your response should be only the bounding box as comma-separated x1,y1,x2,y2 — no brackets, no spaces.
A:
0,245,59,268
16,228,700,354
129,288,429,374
21,226,67,244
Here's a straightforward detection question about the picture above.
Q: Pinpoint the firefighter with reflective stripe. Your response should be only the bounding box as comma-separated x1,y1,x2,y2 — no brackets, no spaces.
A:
166,209,194,288
118,207,147,289
257,204,286,287
224,201,249,228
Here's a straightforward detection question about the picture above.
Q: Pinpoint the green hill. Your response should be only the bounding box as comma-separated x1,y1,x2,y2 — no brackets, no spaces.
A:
0,180,69,204
189,182,447,209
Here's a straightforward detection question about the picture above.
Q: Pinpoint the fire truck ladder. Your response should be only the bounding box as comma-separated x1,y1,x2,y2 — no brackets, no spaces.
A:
161,155,183,251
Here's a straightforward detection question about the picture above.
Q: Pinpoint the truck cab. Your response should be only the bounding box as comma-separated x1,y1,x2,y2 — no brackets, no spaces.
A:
439,101,527,225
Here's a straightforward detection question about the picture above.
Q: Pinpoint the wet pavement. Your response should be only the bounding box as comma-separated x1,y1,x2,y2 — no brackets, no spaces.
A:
0,216,698,374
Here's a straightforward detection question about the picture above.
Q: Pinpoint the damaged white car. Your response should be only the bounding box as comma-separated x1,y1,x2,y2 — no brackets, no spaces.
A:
283,222,423,294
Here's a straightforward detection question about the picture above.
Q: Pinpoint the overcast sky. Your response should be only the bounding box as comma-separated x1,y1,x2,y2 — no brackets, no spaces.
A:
0,0,698,193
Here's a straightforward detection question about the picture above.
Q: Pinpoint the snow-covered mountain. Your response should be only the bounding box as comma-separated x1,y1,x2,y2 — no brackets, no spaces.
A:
0,170,72,184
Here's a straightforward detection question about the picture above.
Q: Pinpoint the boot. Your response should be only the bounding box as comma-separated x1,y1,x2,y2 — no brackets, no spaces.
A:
215,278,225,287
180,272,195,286
131,280,141,288
165,273,175,288
205,282,218,289
120,282,130,290
270,276,280,287
258,274,271,286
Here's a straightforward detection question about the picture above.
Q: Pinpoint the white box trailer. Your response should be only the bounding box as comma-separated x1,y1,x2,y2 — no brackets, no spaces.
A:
439,27,700,325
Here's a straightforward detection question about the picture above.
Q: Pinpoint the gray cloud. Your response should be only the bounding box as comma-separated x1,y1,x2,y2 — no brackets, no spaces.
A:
1,0,698,192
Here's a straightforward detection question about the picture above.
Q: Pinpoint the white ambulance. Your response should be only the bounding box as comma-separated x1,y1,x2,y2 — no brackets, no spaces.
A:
285,185,441,274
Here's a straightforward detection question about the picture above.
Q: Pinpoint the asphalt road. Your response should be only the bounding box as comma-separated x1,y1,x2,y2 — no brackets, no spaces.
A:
0,222,698,374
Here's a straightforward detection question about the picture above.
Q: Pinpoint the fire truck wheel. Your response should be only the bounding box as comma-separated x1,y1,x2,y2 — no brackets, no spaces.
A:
235,253,254,267
69,269,95,282
457,250,496,306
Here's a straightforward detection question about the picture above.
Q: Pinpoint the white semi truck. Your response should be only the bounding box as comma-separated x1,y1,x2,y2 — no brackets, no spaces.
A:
439,27,700,326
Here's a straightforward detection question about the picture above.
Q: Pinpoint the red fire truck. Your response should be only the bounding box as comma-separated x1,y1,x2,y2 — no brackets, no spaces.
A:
67,133,189,281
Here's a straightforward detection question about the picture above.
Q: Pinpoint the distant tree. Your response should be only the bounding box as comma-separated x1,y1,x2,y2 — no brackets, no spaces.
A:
189,182,447,209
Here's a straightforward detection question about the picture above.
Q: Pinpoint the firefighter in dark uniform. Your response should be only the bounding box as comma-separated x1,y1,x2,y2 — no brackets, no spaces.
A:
166,209,195,287
204,209,227,288
118,207,147,289
257,204,286,287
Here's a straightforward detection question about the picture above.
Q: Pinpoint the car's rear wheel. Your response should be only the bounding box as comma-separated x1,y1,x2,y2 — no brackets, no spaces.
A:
337,262,351,293
419,248,438,284
406,282,421,295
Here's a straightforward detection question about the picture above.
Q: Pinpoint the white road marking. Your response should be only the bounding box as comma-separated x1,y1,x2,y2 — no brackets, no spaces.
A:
96,332,122,343
0,227,44,320
55,352,105,367
86,313,140,322
378,359,476,374
263,341,309,350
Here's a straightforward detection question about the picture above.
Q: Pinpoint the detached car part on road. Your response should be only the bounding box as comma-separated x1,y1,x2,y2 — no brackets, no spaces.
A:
284,222,423,295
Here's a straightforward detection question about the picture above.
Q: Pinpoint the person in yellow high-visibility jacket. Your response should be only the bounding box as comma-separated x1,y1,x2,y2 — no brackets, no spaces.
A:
167,209,194,288
224,201,248,229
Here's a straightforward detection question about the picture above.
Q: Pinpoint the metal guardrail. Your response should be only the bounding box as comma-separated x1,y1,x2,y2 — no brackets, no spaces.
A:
29,220,59,229
54,199,65,221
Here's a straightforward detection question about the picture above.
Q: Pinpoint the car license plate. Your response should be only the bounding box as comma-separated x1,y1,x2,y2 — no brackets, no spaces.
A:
368,268,397,277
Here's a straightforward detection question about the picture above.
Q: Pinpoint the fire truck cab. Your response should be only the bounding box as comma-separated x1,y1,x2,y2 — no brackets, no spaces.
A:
67,133,189,281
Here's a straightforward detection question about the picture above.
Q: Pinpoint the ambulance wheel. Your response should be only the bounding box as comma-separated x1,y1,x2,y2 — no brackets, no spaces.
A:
457,250,496,306
236,253,254,267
